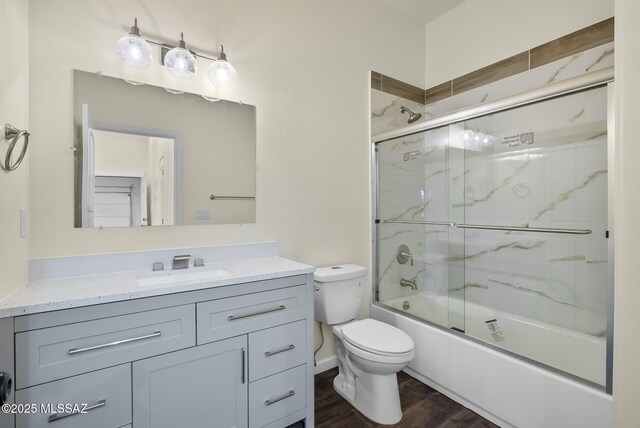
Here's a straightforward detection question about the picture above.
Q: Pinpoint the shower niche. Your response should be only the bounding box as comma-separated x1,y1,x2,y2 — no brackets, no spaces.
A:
374,84,611,389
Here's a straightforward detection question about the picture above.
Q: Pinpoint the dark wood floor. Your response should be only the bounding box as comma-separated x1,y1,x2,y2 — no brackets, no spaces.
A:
315,368,499,428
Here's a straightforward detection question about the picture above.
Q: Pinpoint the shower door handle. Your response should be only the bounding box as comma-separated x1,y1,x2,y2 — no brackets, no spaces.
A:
383,220,592,235
455,224,592,235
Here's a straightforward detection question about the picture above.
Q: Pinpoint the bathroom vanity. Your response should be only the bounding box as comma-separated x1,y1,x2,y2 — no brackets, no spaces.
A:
0,243,314,428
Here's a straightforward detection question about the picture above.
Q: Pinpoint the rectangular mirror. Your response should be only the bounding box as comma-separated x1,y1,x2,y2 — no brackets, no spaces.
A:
73,70,256,228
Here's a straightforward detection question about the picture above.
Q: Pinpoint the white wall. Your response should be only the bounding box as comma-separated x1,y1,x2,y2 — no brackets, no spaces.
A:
613,0,640,425
425,0,614,87
27,0,425,360
0,0,29,299
28,0,424,257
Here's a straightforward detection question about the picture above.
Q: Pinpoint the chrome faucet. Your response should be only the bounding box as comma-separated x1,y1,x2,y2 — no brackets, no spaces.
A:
400,278,417,290
172,254,191,270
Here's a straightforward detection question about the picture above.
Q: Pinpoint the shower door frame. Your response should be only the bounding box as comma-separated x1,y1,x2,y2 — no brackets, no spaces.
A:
371,68,615,394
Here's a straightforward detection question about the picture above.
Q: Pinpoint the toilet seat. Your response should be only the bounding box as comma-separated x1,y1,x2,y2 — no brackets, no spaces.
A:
339,319,414,362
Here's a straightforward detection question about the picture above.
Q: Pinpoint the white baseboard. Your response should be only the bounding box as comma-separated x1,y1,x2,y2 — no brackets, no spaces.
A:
314,355,338,374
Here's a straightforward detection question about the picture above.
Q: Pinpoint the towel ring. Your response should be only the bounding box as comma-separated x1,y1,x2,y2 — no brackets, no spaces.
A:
2,124,30,172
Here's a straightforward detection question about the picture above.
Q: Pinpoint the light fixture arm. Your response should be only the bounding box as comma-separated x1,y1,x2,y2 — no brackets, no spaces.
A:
150,39,220,63
178,32,187,49
218,45,228,61
129,18,141,36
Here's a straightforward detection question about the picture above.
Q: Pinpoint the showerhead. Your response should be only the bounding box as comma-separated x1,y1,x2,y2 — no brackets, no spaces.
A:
400,106,422,124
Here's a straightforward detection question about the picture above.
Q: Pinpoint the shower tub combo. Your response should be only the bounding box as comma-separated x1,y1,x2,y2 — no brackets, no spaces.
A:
372,69,614,427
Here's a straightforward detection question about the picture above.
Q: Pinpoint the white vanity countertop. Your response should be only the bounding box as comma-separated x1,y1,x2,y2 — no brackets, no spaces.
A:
0,256,314,318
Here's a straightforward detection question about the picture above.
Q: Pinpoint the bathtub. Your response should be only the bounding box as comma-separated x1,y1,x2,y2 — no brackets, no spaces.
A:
372,294,613,428
384,292,606,386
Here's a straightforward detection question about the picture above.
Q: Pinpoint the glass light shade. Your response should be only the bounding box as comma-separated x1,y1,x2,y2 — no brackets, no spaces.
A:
116,34,153,69
164,47,197,79
208,60,238,87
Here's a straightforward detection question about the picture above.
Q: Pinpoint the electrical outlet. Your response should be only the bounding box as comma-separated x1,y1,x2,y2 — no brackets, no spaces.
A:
195,209,210,220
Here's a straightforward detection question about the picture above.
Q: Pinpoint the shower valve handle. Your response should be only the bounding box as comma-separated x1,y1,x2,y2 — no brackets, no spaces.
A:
396,245,413,266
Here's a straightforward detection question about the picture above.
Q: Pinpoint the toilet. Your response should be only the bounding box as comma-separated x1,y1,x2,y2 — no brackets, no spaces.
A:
314,264,415,425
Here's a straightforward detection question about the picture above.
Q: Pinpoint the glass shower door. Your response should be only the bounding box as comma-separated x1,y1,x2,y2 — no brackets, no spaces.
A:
376,125,465,330
458,86,609,386
374,84,610,388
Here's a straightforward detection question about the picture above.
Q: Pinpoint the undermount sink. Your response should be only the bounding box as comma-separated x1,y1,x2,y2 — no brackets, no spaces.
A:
136,267,235,287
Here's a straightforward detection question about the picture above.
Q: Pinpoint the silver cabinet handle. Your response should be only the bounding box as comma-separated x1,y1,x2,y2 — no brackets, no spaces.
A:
48,399,106,423
264,344,295,357
228,305,286,321
265,390,295,406
241,348,246,384
68,331,162,355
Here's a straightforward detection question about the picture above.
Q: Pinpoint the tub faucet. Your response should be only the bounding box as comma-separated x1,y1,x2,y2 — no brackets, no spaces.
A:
400,278,417,290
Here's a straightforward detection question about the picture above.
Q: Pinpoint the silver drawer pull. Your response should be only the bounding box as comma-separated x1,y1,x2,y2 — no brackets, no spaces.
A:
68,331,162,355
264,344,295,357
264,390,295,406
47,399,106,423
228,305,286,321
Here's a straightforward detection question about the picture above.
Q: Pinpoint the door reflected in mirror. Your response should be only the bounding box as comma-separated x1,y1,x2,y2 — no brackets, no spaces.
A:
73,70,256,228
92,130,176,228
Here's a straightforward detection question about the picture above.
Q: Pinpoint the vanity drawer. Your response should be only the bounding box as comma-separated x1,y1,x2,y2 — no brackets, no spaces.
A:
249,320,306,382
249,365,306,428
197,286,306,345
15,364,131,428
15,305,195,388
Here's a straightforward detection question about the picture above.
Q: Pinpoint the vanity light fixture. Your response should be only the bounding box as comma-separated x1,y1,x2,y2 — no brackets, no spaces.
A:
115,18,153,69
116,18,238,87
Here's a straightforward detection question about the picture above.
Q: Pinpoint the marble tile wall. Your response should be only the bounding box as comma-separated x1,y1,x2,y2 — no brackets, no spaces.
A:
424,42,613,119
424,17,613,104
372,83,431,306
371,89,424,135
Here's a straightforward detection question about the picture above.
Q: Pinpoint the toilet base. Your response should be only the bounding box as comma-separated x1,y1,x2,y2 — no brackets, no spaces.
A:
333,371,403,425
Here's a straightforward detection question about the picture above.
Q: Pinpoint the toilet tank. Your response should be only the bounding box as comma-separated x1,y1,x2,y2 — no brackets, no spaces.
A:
314,264,367,325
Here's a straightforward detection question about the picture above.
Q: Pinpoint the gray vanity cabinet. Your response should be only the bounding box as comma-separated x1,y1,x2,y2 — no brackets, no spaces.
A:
133,336,248,428
5,273,314,428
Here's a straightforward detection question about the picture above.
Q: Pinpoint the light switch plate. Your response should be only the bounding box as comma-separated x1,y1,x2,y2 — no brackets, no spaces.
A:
20,209,28,238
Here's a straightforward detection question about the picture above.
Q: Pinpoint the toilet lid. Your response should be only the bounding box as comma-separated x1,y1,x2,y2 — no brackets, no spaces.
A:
341,319,414,355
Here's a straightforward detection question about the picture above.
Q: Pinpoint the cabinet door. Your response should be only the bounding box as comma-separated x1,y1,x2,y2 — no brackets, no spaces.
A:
133,336,248,428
